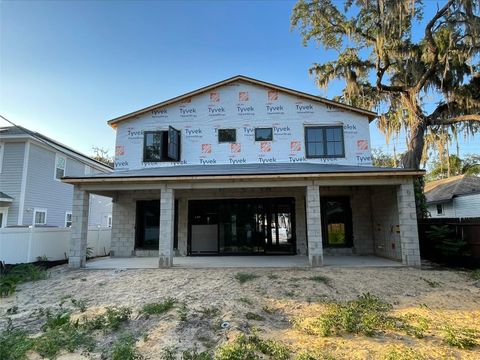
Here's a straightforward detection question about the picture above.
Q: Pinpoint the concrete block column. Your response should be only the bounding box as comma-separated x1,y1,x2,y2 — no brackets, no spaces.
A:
69,186,89,268
396,181,421,267
306,185,323,266
159,187,175,268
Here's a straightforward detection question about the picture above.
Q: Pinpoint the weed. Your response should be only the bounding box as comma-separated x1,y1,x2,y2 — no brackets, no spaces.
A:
262,305,277,314
308,275,331,285
246,312,265,321
0,264,48,297
283,290,295,298
215,333,289,360
267,274,279,280
238,297,253,305
162,346,177,360
420,277,440,288
199,307,220,319
142,298,176,315
182,347,212,360
178,302,188,321
0,322,34,360
382,346,426,360
6,306,18,315
111,333,144,360
307,293,393,337
442,324,477,349
35,321,95,359
42,309,72,331
83,306,131,332
71,298,88,312
295,351,335,360
471,269,480,281
235,272,259,284
399,314,430,339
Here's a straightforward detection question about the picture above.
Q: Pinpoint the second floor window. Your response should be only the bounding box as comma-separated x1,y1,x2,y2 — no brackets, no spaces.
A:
143,127,181,162
255,128,273,141
218,129,236,143
55,155,66,180
305,126,345,158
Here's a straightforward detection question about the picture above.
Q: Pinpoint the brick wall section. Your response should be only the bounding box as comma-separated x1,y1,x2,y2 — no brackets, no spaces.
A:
306,185,323,266
68,186,89,268
396,182,421,266
159,188,175,267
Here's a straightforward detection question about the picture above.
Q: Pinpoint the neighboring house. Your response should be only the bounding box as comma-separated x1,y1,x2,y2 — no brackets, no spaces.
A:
425,175,480,218
63,75,423,268
0,126,113,228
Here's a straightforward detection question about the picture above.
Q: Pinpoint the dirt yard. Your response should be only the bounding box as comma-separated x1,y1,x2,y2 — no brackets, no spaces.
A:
1,265,479,359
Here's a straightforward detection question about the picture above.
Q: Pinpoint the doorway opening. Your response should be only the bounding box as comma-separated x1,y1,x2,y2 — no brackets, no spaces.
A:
321,196,353,247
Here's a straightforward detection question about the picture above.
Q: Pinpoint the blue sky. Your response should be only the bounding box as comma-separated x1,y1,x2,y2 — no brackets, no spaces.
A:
1,0,476,159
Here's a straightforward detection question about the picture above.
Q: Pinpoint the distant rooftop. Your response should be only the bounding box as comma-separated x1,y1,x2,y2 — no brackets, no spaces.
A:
425,175,480,203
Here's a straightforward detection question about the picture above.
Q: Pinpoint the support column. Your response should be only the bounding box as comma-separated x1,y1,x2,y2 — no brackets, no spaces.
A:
306,185,323,266
69,186,89,268
159,187,175,268
397,181,421,267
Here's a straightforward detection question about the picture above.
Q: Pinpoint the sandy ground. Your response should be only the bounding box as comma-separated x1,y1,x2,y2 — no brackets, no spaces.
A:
1,265,479,359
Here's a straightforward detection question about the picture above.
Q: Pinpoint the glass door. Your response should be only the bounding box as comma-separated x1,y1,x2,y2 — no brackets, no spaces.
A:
321,197,353,247
135,200,160,249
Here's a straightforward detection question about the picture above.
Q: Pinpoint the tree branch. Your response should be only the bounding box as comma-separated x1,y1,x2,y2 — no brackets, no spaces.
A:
430,114,480,125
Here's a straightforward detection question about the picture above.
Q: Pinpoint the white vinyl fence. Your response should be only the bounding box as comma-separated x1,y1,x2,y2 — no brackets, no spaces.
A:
0,227,111,264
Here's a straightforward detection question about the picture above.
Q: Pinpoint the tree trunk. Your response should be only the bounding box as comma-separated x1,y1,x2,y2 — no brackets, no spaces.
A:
402,123,426,169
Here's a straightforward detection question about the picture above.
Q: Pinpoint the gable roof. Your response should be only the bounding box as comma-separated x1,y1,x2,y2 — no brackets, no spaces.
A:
107,75,377,128
425,175,480,203
0,126,113,172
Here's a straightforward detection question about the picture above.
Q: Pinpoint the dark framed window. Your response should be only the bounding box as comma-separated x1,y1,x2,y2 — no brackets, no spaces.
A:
436,204,443,215
255,128,273,141
143,127,181,162
305,126,344,158
218,128,236,143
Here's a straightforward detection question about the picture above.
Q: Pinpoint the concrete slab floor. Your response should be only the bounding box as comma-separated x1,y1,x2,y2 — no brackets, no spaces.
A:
85,255,403,270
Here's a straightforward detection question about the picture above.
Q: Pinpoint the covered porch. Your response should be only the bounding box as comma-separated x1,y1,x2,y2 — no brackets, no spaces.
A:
63,164,422,268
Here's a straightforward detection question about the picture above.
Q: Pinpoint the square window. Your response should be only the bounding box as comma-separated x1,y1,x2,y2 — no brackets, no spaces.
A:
218,129,236,143
34,209,47,226
255,128,273,141
305,126,344,158
143,129,180,163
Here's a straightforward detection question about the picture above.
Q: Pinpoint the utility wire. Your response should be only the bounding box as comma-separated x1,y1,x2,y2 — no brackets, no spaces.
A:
0,114,112,171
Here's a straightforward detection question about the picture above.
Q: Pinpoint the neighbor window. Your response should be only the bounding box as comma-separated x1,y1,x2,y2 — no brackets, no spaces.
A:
143,127,181,162
55,155,66,180
255,128,273,141
107,215,112,227
436,204,444,215
34,209,47,226
218,129,236,143
305,126,344,158
65,212,72,227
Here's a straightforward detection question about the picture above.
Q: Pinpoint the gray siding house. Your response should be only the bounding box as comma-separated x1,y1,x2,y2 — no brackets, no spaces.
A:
63,76,423,268
0,126,113,228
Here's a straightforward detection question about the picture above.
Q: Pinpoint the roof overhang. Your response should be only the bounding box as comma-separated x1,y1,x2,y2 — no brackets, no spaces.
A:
106,75,377,128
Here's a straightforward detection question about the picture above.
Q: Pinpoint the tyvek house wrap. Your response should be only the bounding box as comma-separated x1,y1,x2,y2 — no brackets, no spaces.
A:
113,81,372,171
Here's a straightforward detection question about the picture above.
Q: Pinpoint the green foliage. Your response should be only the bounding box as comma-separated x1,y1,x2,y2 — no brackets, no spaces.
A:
141,298,176,315
42,309,72,331
182,347,213,360
308,275,331,285
372,148,401,168
0,264,48,297
382,347,426,360
0,323,34,360
71,298,88,312
427,154,480,181
295,352,335,360
420,277,440,288
177,302,188,321
111,333,144,360
246,312,265,321
199,307,220,319
442,325,477,349
427,225,470,257
238,297,253,305
235,272,259,284
308,293,393,337
83,306,131,332
471,269,480,281
215,333,290,360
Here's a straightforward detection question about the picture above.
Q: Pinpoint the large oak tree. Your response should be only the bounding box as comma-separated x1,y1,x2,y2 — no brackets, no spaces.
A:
292,0,480,169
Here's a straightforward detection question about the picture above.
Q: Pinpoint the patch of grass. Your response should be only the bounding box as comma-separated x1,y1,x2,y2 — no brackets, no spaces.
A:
238,297,253,305
420,277,440,288
234,272,259,284
442,325,477,349
267,273,279,280
83,306,131,332
0,264,48,297
215,333,289,360
199,307,220,319
111,333,144,360
35,321,95,359
262,305,277,314
246,312,265,321
399,314,430,339
308,275,331,285
177,302,188,321
162,346,177,360
182,347,212,360
141,298,176,315
71,298,88,312
303,293,393,337
0,323,34,360
382,346,426,360
295,351,335,360
42,309,72,331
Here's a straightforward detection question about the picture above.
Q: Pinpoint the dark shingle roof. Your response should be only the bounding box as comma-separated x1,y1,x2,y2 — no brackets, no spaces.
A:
425,175,480,203
64,163,419,180
0,191,13,200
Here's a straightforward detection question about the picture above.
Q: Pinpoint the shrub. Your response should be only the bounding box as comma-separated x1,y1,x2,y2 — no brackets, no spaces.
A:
182,347,213,360
442,325,477,349
0,264,48,297
427,225,470,257
111,333,144,360
83,306,131,332
141,298,176,315
471,269,480,281
234,272,259,284
215,333,290,360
